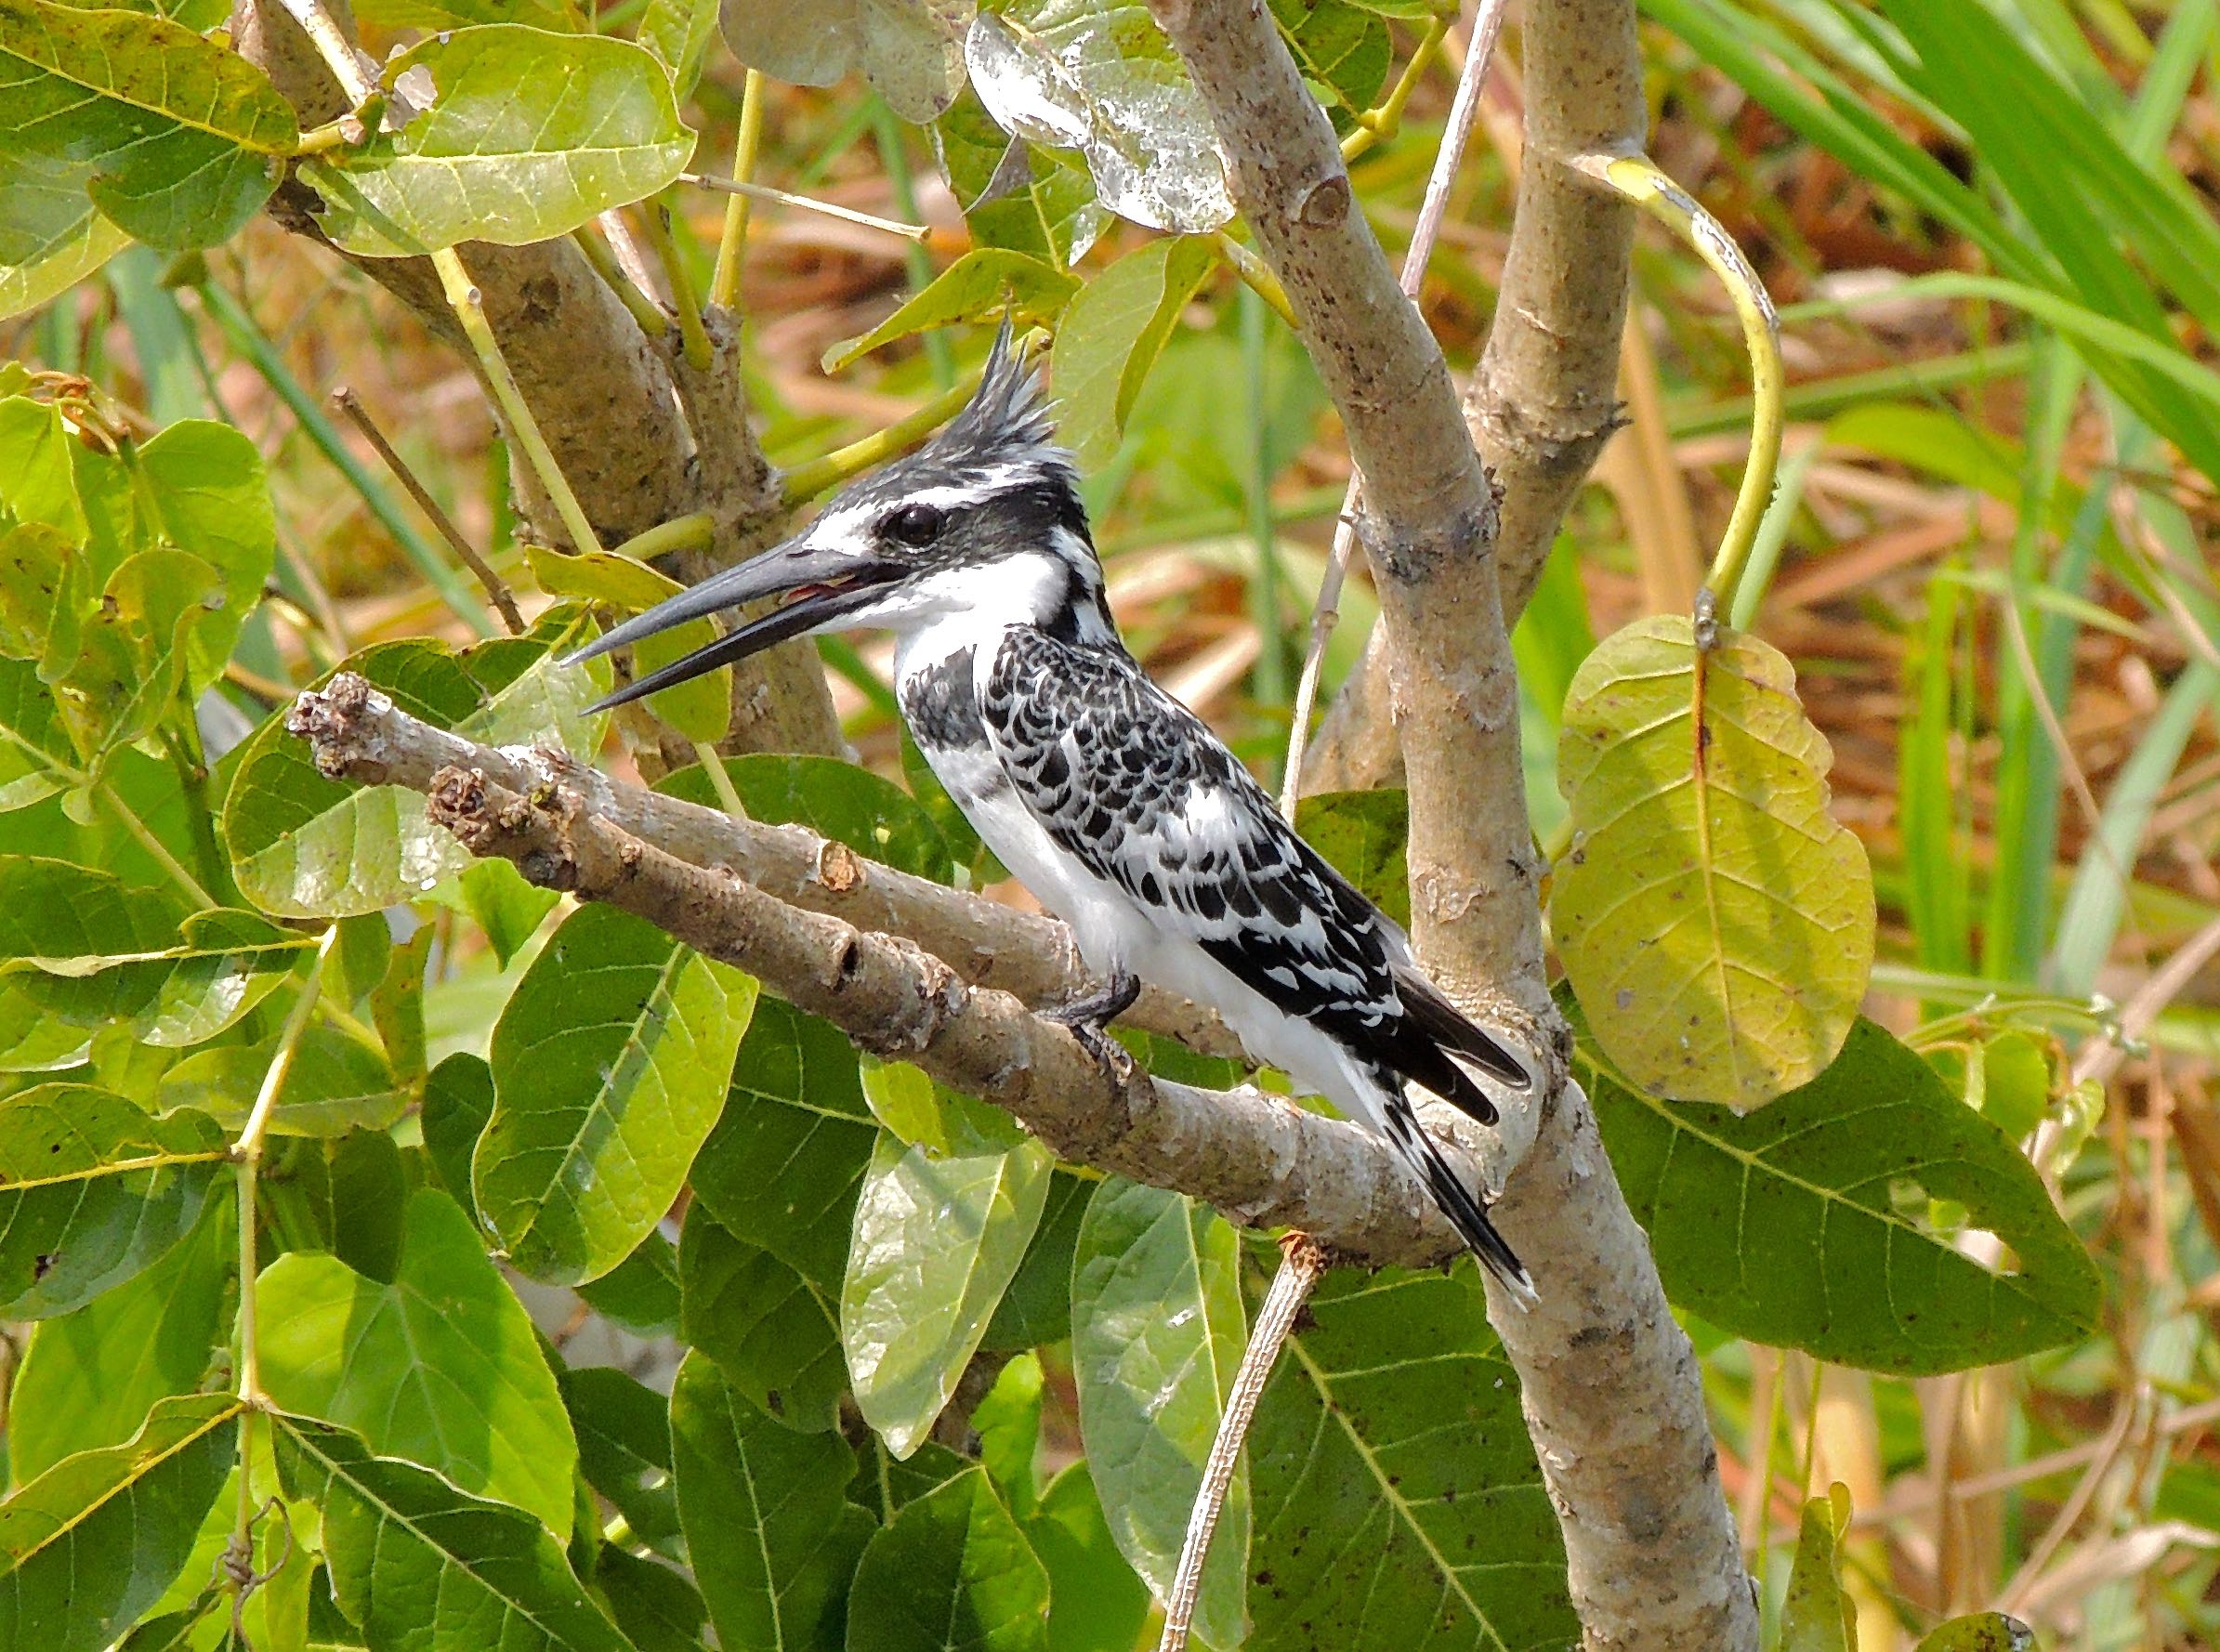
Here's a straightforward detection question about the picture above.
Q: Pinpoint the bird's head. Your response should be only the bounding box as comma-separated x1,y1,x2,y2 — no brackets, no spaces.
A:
567,324,1105,711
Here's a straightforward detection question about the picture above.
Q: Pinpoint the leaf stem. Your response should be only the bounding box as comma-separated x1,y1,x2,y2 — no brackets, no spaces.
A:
709,70,768,310
1214,234,1298,329
99,779,216,910
431,247,607,557
1159,1236,1329,1652
572,225,671,340
1340,13,1451,162
291,117,355,157
692,743,749,819
332,387,526,633
639,200,713,374
1569,151,1783,625
610,509,717,567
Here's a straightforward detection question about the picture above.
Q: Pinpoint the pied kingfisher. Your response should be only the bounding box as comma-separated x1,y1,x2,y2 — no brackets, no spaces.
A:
565,328,1535,1300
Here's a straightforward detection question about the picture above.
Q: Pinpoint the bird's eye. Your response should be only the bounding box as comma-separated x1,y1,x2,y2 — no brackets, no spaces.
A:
884,503,946,547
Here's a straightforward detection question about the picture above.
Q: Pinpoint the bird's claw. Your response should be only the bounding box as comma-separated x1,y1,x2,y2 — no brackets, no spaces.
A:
1063,1018,1135,1081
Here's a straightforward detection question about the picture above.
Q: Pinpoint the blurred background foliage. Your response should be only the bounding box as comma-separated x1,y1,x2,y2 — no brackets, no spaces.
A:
4,0,2220,1648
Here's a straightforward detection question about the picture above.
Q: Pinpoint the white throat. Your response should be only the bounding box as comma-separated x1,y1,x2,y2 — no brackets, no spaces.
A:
886,548,1107,681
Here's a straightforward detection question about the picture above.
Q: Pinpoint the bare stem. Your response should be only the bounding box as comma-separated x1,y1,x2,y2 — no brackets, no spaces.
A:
684,172,931,243
1279,0,1509,819
640,199,713,374
332,387,526,633
1158,1235,1329,1652
99,780,217,910
572,224,671,339
709,70,768,309
610,510,717,567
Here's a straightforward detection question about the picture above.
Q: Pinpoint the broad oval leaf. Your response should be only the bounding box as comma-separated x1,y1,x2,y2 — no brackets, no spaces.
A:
848,1464,1049,1652
932,86,1105,268
671,1351,873,1652
0,1392,241,1652
1027,1461,1150,1652
272,1411,632,1652
1577,1008,2104,1373
155,1022,408,1139
222,633,608,918
717,0,971,121
257,1187,580,1537
561,1363,682,1557
0,1084,226,1318
1294,787,1411,925
966,5,1233,232
1070,1178,1248,1648
132,420,278,689
843,1133,1052,1459
1247,1266,1574,1652
0,0,292,250
690,995,879,1288
1049,234,1215,465
678,1201,847,1434
6,903,309,1048
659,752,955,883
1552,614,1876,1109
1271,0,1388,127
296,26,695,257
7,1191,231,1482
824,249,1077,372
476,902,756,1284
526,541,729,742
0,157,129,323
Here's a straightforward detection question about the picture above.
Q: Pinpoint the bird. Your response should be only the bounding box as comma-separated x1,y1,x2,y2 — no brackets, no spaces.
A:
563,326,1537,1303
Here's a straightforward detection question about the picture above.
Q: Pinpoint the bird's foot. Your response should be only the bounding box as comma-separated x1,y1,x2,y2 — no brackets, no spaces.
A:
1058,1017,1136,1082
1043,972,1139,1081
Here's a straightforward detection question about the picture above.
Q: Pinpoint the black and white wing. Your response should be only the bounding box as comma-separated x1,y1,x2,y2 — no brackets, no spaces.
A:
978,627,1521,1115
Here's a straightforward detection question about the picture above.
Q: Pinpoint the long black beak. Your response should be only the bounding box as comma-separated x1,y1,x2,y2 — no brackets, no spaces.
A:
562,535,899,713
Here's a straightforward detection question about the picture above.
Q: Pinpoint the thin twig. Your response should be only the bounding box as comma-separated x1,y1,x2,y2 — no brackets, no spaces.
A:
639,199,713,374
1158,1236,1330,1652
99,780,217,910
710,70,768,310
571,224,670,340
332,387,526,633
683,172,931,243
1279,0,1509,816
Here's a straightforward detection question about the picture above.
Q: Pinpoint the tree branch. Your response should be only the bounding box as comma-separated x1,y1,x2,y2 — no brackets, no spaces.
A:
286,674,1517,1268
1150,5,1756,1650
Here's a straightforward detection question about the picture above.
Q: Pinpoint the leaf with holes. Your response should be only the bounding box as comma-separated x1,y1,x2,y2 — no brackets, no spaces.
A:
848,1464,1049,1652
297,27,695,258
1247,1266,1574,1652
0,0,293,251
476,902,755,1286
0,1084,226,1318
966,2,1232,231
257,1187,579,1537
0,1392,241,1652
824,249,1076,373
1071,1178,1247,1647
690,995,879,1289
679,1201,847,1434
844,1133,1052,1458
670,1351,872,1652
1575,1006,2103,1373
272,1412,632,1652
222,634,608,918
1552,615,1875,1108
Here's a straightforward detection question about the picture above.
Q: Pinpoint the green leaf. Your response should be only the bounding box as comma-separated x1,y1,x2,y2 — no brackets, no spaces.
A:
0,1084,226,1318
847,1465,1050,1652
660,753,956,883
53,548,223,772
354,0,571,29
0,0,292,251
257,1187,580,1538
132,420,277,689
637,0,716,98
7,1190,231,1482
370,924,432,1086
980,1168,1088,1351
156,1023,408,1139
1780,1486,1854,1652
297,27,695,257
5,904,309,1048
422,1051,494,1221
574,1227,682,1336
272,1411,632,1652
1247,1265,1573,1652
970,1353,1042,1518
526,545,729,744
678,1200,847,1434
595,1548,711,1652
223,635,609,918
1552,615,1876,1108
824,250,1077,372
0,155,129,323
716,0,967,121
931,88,1105,269
0,1392,241,1652
1027,1462,1149,1652
1270,0,1389,122
670,1351,871,1652
1295,787,1410,927
967,3,1233,232
843,1134,1053,1459
1070,1179,1247,1647
1576,1009,2104,1374
477,901,755,1285
561,1363,681,1557
690,995,877,1288
1914,1613,2036,1652
459,857,562,967
1049,235,1215,465
860,1057,1027,1158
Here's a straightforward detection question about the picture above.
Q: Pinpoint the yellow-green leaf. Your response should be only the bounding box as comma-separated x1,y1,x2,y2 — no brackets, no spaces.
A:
1552,614,1875,1109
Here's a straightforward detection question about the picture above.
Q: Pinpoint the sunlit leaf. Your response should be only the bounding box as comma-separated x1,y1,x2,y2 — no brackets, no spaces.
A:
562,1363,682,1557
297,27,695,257
1049,234,1215,465
1780,1486,1854,1652
155,1023,408,1138
1295,787,1410,927
659,753,956,884
824,249,1076,372
932,86,1105,267
476,901,755,1285
258,1187,580,1538
5,903,309,1048
1552,615,1876,1108
1027,1461,1149,1652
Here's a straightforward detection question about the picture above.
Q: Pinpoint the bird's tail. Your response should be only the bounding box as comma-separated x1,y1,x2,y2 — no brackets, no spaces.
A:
1377,1085,1538,1309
